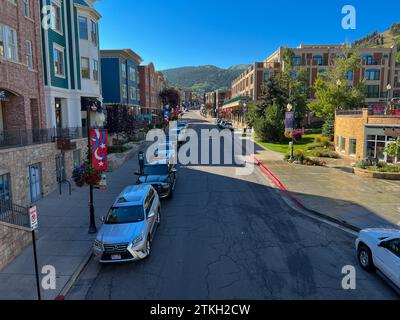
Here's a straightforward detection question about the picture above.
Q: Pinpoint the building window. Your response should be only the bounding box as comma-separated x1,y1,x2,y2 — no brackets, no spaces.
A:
90,20,97,44
365,69,380,81
0,25,18,62
336,136,339,148
121,63,127,78
293,56,301,65
23,0,30,17
130,86,136,100
73,150,81,168
92,59,98,81
364,55,374,65
367,135,397,162
346,70,353,81
349,139,357,156
264,71,270,81
53,46,65,77
0,174,11,213
340,137,346,152
129,67,136,82
313,55,323,65
121,84,127,99
81,57,90,79
79,16,88,40
365,85,380,98
26,40,33,69
51,1,63,33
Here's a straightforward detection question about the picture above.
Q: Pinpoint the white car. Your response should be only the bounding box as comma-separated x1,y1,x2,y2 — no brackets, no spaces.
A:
356,228,400,288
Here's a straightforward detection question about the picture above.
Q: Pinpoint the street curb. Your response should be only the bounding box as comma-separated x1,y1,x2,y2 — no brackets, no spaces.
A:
253,156,361,233
56,250,93,300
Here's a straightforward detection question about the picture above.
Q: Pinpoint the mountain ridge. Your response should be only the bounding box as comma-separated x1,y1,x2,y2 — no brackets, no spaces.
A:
161,64,249,93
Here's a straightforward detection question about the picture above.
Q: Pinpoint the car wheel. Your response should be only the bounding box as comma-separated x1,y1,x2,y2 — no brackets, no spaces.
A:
156,209,161,224
145,238,151,258
358,245,375,272
168,188,174,199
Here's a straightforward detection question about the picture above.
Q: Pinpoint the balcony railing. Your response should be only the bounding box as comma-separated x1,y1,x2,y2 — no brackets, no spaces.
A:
0,127,87,150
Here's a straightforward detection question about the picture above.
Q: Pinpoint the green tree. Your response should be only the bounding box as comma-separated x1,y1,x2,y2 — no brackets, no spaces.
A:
385,137,400,159
254,103,285,142
256,76,286,117
308,49,365,119
279,48,309,127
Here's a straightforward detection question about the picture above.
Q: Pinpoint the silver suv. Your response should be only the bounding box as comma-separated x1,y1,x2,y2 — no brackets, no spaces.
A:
93,185,161,263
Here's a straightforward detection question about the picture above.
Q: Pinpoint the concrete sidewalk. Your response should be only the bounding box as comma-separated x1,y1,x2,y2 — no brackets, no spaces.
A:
0,143,146,300
254,146,400,230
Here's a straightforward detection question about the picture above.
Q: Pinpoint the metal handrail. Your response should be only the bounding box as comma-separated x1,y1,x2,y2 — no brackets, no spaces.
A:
0,200,29,228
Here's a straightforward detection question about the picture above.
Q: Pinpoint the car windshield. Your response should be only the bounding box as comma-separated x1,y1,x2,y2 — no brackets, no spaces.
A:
144,165,169,175
105,206,145,224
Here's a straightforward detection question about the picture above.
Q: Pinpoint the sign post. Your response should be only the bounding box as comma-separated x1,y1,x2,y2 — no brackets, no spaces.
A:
29,206,41,300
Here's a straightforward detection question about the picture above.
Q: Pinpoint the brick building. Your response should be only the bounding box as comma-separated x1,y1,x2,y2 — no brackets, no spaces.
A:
335,108,400,162
265,44,400,104
139,63,166,121
0,0,46,132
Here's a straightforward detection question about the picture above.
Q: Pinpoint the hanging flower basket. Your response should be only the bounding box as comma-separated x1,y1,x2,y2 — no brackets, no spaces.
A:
72,163,102,188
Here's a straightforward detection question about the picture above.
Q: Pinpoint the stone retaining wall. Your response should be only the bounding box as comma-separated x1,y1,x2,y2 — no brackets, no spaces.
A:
354,167,400,180
0,222,31,271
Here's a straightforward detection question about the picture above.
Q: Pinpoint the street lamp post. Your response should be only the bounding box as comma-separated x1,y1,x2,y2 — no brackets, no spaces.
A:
87,104,97,234
387,84,392,114
287,103,295,161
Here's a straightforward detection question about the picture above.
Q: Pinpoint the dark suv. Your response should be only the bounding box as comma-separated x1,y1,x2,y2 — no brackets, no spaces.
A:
136,163,177,199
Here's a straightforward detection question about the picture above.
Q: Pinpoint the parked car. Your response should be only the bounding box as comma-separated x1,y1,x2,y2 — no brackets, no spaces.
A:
93,185,161,263
135,163,177,199
222,121,234,131
218,120,226,129
356,228,400,289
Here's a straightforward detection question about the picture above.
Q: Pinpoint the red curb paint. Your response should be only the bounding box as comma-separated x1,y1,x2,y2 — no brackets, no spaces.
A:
55,295,65,300
253,156,306,210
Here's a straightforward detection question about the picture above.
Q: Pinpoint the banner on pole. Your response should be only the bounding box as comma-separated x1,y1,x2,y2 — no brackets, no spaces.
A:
90,128,108,171
285,112,295,133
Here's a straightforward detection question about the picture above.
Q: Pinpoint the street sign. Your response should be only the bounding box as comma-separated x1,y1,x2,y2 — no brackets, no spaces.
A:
29,206,38,231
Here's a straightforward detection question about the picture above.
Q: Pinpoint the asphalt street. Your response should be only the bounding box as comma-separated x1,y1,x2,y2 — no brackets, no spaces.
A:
67,111,398,300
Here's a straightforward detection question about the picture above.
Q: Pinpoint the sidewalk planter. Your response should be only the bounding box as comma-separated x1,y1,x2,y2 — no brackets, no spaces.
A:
354,167,400,180
107,142,142,172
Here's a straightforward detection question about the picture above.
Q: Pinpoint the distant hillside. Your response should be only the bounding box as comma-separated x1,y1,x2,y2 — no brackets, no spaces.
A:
161,64,249,93
353,22,400,49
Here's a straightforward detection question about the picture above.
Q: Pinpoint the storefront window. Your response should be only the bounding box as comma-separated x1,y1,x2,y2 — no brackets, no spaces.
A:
349,139,357,156
340,137,346,152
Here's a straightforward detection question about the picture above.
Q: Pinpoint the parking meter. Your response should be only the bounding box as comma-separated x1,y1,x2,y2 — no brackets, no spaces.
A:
138,151,145,175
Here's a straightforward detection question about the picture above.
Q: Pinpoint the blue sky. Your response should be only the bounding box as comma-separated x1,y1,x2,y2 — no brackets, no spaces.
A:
96,0,400,70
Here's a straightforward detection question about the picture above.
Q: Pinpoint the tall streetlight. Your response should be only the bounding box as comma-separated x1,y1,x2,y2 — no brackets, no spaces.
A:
86,102,97,234
287,102,295,161
387,84,392,114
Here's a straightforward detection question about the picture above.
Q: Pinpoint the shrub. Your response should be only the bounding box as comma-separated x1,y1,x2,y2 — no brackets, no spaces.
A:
306,142,326,151
314,136,332,146
303,157,325,166
309,148,339,158
108,145,132,154
293,150,305,162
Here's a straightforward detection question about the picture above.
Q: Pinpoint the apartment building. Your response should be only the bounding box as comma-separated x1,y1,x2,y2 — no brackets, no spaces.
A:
0,0,89,210
40,0,103,129
139,63,166,121
100,49,142,117
231,62,278,101
265,43,400,105
0,0,46,132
